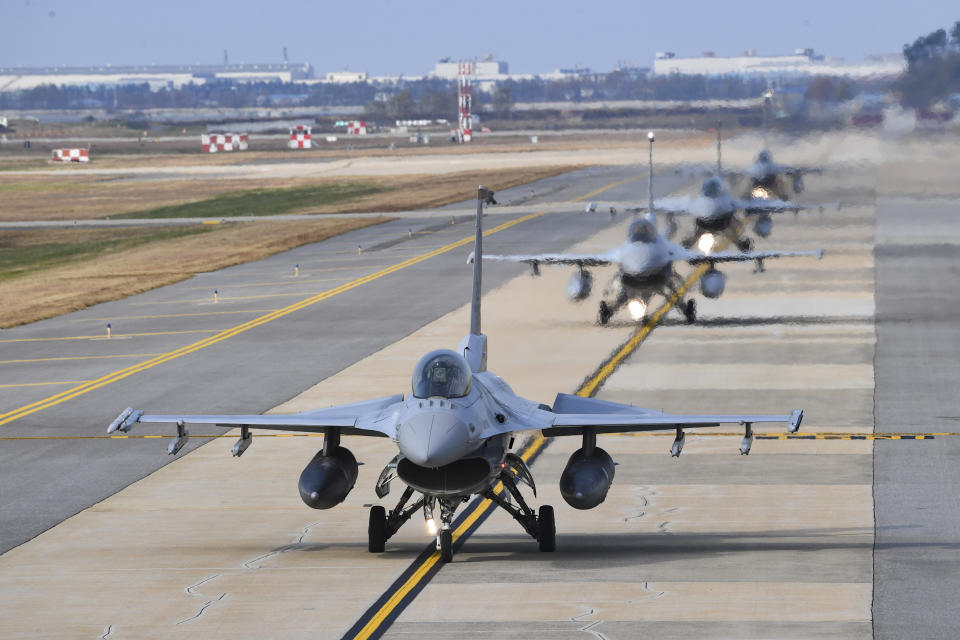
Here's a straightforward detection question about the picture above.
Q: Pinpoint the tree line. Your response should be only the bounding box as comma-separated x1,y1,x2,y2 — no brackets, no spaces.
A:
895,20,960,108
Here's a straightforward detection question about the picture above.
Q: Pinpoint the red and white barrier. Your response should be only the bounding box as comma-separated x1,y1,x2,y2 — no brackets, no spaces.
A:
201,133,249,153
346,121,367,135
289,125,311,149
51,148,90,163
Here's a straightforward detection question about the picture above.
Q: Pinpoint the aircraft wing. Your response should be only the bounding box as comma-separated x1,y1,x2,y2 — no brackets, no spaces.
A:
683,248,823,265
543,411,802,435
733,197,805,212
542,393,802,436
483,252,614,267
107,394,404,438
652,195,697,215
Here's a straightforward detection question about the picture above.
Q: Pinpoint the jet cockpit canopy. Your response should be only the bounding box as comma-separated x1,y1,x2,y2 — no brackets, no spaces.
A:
411,349,473,399
701,176,723,198
628,218,657,244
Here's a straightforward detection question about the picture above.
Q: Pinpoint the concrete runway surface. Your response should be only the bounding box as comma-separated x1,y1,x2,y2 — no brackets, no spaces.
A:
0,132,957,639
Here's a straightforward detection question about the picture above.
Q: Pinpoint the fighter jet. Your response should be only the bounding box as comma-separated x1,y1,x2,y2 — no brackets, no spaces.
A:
107,186,805,563
663,126,831,251
484,133,824,325
743,149,822,200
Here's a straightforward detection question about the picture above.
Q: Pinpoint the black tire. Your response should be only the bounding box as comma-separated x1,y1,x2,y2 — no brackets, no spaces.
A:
684,299,696,324
736,237,753,252
598,301,611,325
368,505,387,553
538,505,556,552
439,529,453,563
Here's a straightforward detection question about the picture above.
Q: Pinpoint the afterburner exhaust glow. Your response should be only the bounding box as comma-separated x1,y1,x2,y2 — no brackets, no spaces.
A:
698,233,716,254
627,299,647,321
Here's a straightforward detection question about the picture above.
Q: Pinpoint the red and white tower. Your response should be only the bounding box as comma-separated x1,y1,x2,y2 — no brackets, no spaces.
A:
457,60,474,143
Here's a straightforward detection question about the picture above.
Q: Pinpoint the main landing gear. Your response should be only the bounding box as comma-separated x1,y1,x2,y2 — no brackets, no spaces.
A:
483,471,556,554
367,466,555,563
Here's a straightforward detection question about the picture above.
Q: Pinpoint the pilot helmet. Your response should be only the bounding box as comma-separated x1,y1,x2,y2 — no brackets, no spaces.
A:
411,349,473,399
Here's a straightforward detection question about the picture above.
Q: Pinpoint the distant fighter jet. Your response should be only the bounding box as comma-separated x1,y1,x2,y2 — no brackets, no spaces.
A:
108,186,804,563
743,149,822,199
663,126,832,250
485,133,824,325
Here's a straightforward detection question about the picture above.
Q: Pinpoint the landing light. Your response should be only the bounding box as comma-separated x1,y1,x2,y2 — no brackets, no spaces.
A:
698,233,716,254
751,186,770,200
627,299,647,321
426,518,438,536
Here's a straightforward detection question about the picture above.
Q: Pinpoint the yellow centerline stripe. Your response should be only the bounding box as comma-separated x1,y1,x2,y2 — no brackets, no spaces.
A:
0,212,544,427
0,381,92,388
0,354,162,365
69,310,279,322
0,329,220,344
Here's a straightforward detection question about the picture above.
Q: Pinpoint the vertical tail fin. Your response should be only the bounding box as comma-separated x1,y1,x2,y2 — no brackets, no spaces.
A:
460,186,489,372
645,131,656,225
470,186,486,336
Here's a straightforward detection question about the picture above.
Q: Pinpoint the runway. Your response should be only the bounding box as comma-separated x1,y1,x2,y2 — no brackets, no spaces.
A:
0,131,957,638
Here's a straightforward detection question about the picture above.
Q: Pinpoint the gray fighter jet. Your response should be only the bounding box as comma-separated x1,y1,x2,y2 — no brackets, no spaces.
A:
485,133,823,325
663,126,832,251
742,149,822,199
107,188,804,563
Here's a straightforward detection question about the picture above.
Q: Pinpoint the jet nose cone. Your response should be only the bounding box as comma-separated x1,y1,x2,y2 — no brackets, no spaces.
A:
398,411,471,468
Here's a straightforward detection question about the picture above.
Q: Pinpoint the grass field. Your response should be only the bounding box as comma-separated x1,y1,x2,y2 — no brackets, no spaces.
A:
0,227,213,283
0,217,387,328
111,182,385,219
0,166,580,222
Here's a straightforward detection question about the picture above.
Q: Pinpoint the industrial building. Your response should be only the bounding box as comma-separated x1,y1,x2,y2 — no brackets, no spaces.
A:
652,49,904,78
0,63,314,92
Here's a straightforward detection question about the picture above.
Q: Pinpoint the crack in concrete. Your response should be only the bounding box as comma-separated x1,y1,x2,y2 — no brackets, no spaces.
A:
175,520,326,626
570,607,608,640
176,593,227,625
627,581,667,604
99,624,114,639
657,520,672,534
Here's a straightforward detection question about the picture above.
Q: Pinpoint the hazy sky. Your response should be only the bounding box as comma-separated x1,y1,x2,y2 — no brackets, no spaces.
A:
3,1,957,74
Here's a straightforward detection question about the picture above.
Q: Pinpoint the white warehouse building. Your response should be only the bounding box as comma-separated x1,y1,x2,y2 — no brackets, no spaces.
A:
652,49,904,78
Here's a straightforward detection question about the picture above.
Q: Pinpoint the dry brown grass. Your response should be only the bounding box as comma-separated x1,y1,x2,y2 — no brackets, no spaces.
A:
0,166,578,221
0,217,386,328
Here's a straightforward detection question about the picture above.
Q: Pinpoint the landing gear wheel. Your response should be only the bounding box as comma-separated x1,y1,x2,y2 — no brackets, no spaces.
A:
736,237,753,252
368,505,387,553
439,529,453,563
537,505,556,552
598,301,612,325
684,299,696,324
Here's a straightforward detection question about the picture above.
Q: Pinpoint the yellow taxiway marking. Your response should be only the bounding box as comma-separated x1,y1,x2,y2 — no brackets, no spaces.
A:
0,329,221,344
130,292,339,305
0,380,92,389
201,220,221,225
572,175,641,202
183,277,347,291
0,354,161,365
0,211,545,427
69,310,278,322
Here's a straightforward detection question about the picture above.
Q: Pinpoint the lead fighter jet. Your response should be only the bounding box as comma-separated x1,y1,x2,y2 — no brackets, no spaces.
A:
108,187,804,563
485,133,823,325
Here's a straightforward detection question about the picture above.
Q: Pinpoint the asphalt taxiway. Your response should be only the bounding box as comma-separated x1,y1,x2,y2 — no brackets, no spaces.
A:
0,132,957,639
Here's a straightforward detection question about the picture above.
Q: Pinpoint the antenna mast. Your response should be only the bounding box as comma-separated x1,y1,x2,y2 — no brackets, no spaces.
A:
716,120,723,174
470,186,485,336
647,131,655,214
